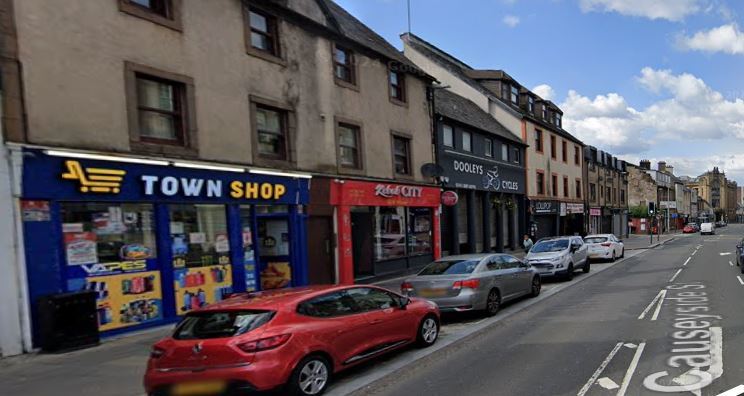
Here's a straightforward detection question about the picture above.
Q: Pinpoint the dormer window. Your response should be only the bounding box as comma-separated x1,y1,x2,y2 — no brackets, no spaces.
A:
555,113,562,127
510,85,519,105
541,105,548,120
527,96,534,113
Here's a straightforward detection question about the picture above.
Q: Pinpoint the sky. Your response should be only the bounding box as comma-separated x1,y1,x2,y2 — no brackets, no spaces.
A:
334,0,744,183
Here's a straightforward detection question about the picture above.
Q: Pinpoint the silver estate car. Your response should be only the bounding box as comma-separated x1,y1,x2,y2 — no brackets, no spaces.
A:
524,236,589,281
400,254,541,316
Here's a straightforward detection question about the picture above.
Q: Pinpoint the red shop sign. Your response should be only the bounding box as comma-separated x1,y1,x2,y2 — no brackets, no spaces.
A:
441,191,459,206
331,180,440,207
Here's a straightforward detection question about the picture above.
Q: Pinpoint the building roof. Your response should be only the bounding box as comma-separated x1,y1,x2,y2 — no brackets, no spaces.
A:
435,89,524,145
401,32,583,145
313,0,432,80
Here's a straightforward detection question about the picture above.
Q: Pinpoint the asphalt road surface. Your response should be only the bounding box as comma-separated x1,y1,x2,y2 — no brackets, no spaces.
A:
361,225,744,396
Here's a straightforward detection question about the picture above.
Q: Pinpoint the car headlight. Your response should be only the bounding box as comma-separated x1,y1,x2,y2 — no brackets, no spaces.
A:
550,256,564,262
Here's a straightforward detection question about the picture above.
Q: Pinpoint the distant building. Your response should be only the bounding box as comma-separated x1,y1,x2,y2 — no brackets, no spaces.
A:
686,167,736,222
583,146,628,236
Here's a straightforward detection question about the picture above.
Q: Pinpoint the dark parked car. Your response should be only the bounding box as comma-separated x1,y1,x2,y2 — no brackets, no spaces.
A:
736,239,744,274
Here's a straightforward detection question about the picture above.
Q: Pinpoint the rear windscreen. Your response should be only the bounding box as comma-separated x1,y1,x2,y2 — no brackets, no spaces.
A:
584,237,608,244
419,259,479,275
174,310,274,340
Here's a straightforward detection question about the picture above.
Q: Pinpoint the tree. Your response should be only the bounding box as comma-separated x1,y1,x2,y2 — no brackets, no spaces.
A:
629,204,649,218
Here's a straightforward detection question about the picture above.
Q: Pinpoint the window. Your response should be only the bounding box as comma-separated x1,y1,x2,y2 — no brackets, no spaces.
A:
485,139,493,157
600,185,604,198
442,125,454,147
590,183,596,201
61,203,157,265
574,145,580,165
422,259,479,275
119,0,180,30
389,70,406,103
562,140,568,162
337,123,361,169
527,96,534,113
298,292,358,318
535,130,543,152
563,176,569,198
606,187,612,202
462,131,472,152
542,105,548,120
255,105,287,159
621,190,626,203
501,144,508,161
408,207,432,255
552,174,558,197
347,288,398,311
537,171,545,195
555,113,562,127
136,74,185,143
248,8,279,56
501,83,509,101
512,147,520,164
334,45,355,85
550,135,557,159
174,310,274,340
576,180,582,199
510,85,519,105
393,135,411,175
502,256,522,269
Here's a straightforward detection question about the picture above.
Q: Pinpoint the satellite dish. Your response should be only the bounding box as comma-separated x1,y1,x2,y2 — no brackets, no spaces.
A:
421,163,444,178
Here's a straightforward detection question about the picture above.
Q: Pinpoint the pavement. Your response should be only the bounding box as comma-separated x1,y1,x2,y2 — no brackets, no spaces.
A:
0,228,722,396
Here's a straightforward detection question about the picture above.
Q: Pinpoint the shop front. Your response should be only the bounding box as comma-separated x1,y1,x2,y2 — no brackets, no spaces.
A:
560,202,586,236
530,200,559,240
20,148,309,342
319,179,441,284
589,207,601,235
438,155,526,255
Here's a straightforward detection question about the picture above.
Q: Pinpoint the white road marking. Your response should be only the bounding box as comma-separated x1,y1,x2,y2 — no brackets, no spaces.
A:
717,385,744,396
597,377,619,390
638,290,666,320
672,370,704,396
730,261,735,267
738,276,744,286
684,257,691,266
692,250,698,256
576,342,623,396
651,290,666,321
624,343,637,349
617,342,646,396
669,269,683,283
720,252,732,256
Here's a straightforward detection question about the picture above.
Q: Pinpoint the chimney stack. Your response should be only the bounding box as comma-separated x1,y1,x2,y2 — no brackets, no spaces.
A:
640,160,651,170
666,165,674,175
658,161,667,172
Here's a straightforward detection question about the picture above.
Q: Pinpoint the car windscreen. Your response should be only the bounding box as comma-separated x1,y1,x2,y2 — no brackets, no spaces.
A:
584,237,608,244
531,239,569,253
173,310,274,340
419,259,479,275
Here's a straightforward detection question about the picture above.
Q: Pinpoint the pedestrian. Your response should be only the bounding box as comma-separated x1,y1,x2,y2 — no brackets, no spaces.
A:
523,234,533,252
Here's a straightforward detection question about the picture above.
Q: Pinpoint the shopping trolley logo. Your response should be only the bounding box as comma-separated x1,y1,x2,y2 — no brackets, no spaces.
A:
61,160,126,194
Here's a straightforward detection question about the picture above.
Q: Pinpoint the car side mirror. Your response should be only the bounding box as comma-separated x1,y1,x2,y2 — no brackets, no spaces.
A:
520,260,530,268
737,244,742,249
399,296,410,309
570,245,578,252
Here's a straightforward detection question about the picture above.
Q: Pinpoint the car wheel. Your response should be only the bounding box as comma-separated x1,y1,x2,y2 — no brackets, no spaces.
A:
416,315,439,347
620,248,625,258
287,355,331,396
530,276,541,297
564,264,574,281
610,252,616,263
484,289,501,316
583,260,591,273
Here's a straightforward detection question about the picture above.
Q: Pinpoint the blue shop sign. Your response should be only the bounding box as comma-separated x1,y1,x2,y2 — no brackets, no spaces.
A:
22,149,309,204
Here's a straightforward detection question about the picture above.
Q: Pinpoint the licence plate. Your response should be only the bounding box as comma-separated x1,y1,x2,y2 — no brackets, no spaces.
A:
171,381,227,396
418,288,448,298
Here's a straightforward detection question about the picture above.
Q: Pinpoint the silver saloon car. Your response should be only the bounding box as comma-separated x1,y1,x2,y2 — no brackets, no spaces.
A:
400,254,541,316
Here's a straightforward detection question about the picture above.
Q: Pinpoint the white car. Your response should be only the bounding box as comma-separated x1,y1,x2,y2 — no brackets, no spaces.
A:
700,222,715,235
583,234,625,262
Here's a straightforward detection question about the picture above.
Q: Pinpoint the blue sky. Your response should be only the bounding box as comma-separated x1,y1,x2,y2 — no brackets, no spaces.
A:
335,0,744,182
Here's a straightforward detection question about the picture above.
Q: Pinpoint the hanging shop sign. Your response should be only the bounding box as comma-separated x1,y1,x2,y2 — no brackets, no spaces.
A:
438,152,526,194
532,200,558,215
441,191,459,206
590,208,601,216
566,203,585,214
22,149,309,204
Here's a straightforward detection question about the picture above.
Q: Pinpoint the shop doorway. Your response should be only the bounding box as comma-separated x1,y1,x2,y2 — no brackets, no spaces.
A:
351,209,374,279
256,216,292,290
307,216,335,285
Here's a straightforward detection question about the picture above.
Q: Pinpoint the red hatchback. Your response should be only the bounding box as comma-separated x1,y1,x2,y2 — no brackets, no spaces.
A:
144,285,440,396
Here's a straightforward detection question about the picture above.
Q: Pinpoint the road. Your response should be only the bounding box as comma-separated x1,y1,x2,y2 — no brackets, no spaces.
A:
358,225,744,396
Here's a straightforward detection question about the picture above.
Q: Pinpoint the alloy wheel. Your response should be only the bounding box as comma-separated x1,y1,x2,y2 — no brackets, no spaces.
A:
421,317,438,344
486,290,501,315
298,359,329,395
531,277,541,297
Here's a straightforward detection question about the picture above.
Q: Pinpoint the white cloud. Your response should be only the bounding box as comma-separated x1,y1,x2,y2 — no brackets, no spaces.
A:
502,15,520,28
561,67,744,158
619,154,744,182
679,24,744,54
578,0,704,21
532,84,555,100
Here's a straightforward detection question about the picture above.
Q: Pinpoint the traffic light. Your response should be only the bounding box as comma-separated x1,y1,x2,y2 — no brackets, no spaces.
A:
648,202,655,215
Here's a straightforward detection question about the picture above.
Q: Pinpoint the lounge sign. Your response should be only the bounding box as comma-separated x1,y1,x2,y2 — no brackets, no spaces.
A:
440,153,525,194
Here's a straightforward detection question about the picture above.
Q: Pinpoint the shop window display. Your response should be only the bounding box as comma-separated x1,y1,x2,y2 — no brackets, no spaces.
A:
374,207,407,261
169,204,233,314
239,206,257,292
257,217,292,290
60,203,162,331
408,207,433,255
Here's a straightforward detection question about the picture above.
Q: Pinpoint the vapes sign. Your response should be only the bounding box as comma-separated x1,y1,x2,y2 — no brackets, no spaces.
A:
374,184,423,198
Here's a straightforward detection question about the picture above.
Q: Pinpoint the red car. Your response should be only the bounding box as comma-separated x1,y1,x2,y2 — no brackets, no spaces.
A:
144,285,440,396
683,225,695,233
